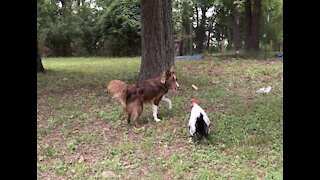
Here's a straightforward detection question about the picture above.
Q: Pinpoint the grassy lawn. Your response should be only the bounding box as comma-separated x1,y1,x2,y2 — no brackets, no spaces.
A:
37,56,283,179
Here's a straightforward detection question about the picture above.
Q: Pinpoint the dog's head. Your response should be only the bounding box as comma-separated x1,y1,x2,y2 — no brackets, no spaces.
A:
161,66,179,92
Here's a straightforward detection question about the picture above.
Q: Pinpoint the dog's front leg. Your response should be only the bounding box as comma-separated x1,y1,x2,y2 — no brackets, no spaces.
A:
161,96,172,109
152,104,161,122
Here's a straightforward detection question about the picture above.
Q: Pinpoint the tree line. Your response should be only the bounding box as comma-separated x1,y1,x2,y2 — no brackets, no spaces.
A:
37,0,283,57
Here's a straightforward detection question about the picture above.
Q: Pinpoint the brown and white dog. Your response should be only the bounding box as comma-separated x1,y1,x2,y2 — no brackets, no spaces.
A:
107,67,179,127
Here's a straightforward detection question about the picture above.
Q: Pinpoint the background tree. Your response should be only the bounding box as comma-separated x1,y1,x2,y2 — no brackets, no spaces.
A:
193,0,214,53
173,0,194,55
37,0,140,57
37,0,282,57
244,0,262,51
98,0,141,56
261,0,283,51
251,0,262,51
232,0,241,51
244,0,252,51
37,40,45,72
139,0,175,81
213,1,234,50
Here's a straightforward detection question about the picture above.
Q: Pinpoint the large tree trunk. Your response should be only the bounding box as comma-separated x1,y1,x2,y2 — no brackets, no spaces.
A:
233,4,240,51
37,41,45,72
139,0,174,81
244,0,252,51
251,0,261,51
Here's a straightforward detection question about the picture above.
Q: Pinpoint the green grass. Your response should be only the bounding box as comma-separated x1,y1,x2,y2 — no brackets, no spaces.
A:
37,56,283,179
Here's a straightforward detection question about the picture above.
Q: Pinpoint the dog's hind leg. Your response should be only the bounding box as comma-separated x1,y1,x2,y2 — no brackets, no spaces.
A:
133,114,139,127
132,101,143,127
126,113,131,124
161,96,172,110
133,111,142,127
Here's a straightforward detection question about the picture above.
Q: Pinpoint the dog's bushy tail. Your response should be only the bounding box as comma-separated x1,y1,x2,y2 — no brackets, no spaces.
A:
107,80,128,108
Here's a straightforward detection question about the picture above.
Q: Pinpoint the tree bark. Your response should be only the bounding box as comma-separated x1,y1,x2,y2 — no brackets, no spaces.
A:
251,0,261,51
244,0,252,51
233,4,240,51
37,41,45,72
139,0,174,81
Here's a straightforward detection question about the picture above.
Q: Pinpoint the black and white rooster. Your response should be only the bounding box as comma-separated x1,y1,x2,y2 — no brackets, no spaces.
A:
188,99,211,140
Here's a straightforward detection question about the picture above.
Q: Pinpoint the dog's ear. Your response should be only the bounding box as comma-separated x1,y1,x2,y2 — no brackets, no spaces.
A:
160,71,166,84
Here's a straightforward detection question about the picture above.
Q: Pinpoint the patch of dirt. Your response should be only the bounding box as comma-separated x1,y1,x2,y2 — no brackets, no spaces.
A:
184,63,201,75
140,164,149,176
207,67,223,77
162,170,174,179
215,163,231,174
184,61,224,77
206,103,224,113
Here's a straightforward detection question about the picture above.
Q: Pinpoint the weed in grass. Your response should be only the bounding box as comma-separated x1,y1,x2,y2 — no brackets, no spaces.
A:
43,144,57,157
54,160,69,176
74,162,89,175
67,139,78,153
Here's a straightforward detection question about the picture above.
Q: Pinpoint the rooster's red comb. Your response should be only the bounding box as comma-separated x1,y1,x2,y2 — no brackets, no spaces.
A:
192,98,199,104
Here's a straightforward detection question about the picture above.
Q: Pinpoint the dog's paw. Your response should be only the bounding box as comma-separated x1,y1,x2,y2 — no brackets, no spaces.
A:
168,105,172,110
154,118,162,122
